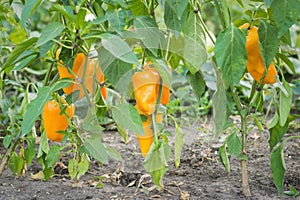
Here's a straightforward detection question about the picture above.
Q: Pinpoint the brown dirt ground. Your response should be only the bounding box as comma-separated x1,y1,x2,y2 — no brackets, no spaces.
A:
0,121,299,200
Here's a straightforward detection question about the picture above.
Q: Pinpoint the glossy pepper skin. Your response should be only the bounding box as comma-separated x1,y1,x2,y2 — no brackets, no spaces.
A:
132,69,160,115
56,51,107,100
42,97,75,142
144,63,171,105
240,23,277,84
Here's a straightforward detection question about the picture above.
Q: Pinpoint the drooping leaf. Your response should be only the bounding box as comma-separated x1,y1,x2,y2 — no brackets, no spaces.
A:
35,22,64,47
279,80,293,126
258,21,280,69
37,132,50,158
143,141,172,187
24,136,36,165
21,86,52,137
214,25,247,86
219,144,230,173
45,145,61,169
227,133,242,156
112,103,144,135
8,152,24,176
101,33,139,64
1,37,38,72
83,137,108,164
271,0,300,37
174,126,185,168
270,144,286,197
212,73,227,137
106,147,123,161
186,71,206,101
21,0,42,28
182,10,207,74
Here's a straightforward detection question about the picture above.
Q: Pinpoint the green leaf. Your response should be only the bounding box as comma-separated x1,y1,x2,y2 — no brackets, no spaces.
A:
83,137,108,164
271,0,300,37
166,0,188,18
21,86,52,136
174,126,184,168
227,133,242,156
45,145,61,169
151,58,172,88
3,135,13,148
13,54,37,71
101,33,139,64
112,103,144,135
279,80,293,126
214,25,247,86
8,26,27,44
258,21,280,68
264,0,273,7
21,0,42,28
212,74,227,137
68,158,77,180
270,144,286,197
1,37,38,72
182,10,207,74
50,78,73,92
108,10,126,32
99,48,132,90
37,132,50,158
35,22,64,47
219,144,230,173
42,167,54,181
106,147,123,161
24,136,36,165
186,71,206,101
143,141,172,187
284,185,299,197
134,16,162,56
8,152,24,176
164,2,186,32
77,155,90,179
276,53,295,74
268,116,290,151
128,0,148,17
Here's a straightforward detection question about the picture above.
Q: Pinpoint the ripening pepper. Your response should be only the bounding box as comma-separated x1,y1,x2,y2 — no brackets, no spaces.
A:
239,23,277,84
56,50,107,100
132,68,160,115
42,97,75,142
143,62,171,105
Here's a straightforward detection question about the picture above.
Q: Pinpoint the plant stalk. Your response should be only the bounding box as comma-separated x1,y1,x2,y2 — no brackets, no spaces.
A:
241,115,251,197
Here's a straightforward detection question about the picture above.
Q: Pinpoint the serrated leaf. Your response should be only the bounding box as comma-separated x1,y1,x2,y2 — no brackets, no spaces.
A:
112,103,143,135
1,37,38,72
101,33,138,64
279,80,293,126
186,71,206,101
21,86,52,136
271,0,300,37
271,144,285,197
258,21,280,68
227,133,241,156
219,144,230,173
214,25,247,86
134,16,162,56
183,10,207,74
21,0,42,28
83,137,108,164
35,22,64,47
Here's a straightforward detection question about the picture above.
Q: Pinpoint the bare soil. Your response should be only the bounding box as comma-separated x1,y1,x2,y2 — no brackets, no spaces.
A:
0,123,299,200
